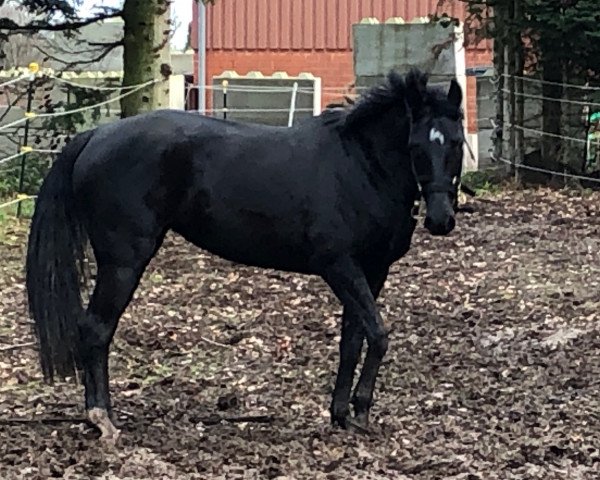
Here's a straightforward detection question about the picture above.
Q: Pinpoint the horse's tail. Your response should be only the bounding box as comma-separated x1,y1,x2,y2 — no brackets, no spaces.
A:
26,130,94,383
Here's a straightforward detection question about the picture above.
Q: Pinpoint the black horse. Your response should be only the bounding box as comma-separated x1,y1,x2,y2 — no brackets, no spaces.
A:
26,68,465,441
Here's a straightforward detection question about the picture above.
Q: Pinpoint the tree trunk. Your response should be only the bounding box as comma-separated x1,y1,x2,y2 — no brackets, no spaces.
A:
513,0,525,184
505,0,517,175
540,54,563,173
559,65,587,178
120,0,171,118
492,1,507,165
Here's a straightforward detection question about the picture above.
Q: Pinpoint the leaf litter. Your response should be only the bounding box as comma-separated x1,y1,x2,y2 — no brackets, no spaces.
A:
0,187,599,479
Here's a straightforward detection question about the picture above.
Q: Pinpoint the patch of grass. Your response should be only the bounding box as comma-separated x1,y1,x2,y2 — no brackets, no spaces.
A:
0,199,34,221
0,197,34,219
149,272,165,284
462,168,507,195
0,197,35,245
141,363,175,386
0,210,30,245
578,186,599,198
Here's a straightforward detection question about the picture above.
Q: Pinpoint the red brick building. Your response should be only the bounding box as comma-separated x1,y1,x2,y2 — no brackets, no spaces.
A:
191,0,493,133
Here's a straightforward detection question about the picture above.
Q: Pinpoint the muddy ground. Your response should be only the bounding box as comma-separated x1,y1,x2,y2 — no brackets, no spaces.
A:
0,188,599,479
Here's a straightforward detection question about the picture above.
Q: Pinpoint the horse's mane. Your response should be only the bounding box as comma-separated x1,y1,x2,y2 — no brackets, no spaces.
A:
321,70,407,129
343,70,408,128
322,69,462,129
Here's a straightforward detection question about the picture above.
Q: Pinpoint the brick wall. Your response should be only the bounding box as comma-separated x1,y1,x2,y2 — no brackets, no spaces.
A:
466,76,478,133
465,47,493,133
193,1,494,132
199,51,356,109
203,48,490,133
466,48,493,68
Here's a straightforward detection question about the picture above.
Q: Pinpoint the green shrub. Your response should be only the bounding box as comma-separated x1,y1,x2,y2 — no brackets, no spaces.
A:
462,168,507,194
0,153,52,198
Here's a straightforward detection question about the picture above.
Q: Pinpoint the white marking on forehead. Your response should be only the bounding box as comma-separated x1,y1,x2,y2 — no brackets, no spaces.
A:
429,127,445,145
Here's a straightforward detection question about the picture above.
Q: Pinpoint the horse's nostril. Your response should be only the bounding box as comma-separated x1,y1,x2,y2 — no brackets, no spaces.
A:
425,215,455,236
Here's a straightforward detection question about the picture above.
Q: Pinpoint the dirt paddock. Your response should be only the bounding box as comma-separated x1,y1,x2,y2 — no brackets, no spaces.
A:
1,188,599,479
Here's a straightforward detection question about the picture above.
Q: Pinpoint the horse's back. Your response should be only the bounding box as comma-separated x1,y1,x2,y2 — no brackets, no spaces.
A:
73,109,324,187
69,110,348,272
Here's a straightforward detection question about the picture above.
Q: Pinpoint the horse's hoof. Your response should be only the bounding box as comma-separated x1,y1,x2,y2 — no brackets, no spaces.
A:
330,413,350,429
330,401,350,428
331,414,370,434
88,407,121,444
351,412,370,432
336,416,369,434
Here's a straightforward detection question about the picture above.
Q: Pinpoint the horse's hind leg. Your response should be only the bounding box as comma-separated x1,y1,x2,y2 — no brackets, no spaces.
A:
79,234,163,441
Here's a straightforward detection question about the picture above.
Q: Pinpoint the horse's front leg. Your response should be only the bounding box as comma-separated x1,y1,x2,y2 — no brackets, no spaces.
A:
330,307,364,428
324,258,389,431
351,268,389,429
351,342,386,429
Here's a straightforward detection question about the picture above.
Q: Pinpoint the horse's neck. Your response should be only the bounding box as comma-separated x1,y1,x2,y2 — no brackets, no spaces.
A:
356,120,412,183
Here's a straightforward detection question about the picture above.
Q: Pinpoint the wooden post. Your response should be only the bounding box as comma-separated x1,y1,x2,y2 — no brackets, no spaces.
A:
16,64,36,218
514,0,525,184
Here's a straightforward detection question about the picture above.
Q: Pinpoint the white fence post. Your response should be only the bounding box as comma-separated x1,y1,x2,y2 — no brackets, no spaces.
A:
287,82,299,127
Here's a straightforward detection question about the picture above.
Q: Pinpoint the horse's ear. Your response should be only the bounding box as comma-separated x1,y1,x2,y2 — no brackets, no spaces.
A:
448,78,462,109
405,68,428,117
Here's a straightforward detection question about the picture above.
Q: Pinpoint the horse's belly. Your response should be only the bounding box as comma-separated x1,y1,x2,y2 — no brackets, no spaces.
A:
172,220,314,274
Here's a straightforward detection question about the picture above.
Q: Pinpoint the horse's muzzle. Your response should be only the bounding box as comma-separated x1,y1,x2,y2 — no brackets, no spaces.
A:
423,192,456,236
424,214,455,236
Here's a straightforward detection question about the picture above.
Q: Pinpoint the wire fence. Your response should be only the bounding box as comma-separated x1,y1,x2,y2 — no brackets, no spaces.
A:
0,69,338,214
3,67,600,216
0,68,165,215
500,73,600,92
477,70,600,183
494,156,600,184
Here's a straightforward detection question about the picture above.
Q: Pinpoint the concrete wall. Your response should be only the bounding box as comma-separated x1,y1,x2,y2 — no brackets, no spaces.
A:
0,71,124,158
169,75,187,110
464,72,590,172
353,20,464,84
476,75,496,168
0,15,194,154
352,18,476,171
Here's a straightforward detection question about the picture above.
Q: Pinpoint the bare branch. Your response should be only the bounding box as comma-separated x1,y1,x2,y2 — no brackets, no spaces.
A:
0,417,92,426
44,39,123,58
0,11,122,33
196,414,275,426
0,87,28,124
0,134,21,149
0,341,36,352
34,40,123,70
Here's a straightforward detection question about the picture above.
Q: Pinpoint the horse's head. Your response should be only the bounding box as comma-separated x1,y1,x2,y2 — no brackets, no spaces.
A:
404,69,464,236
